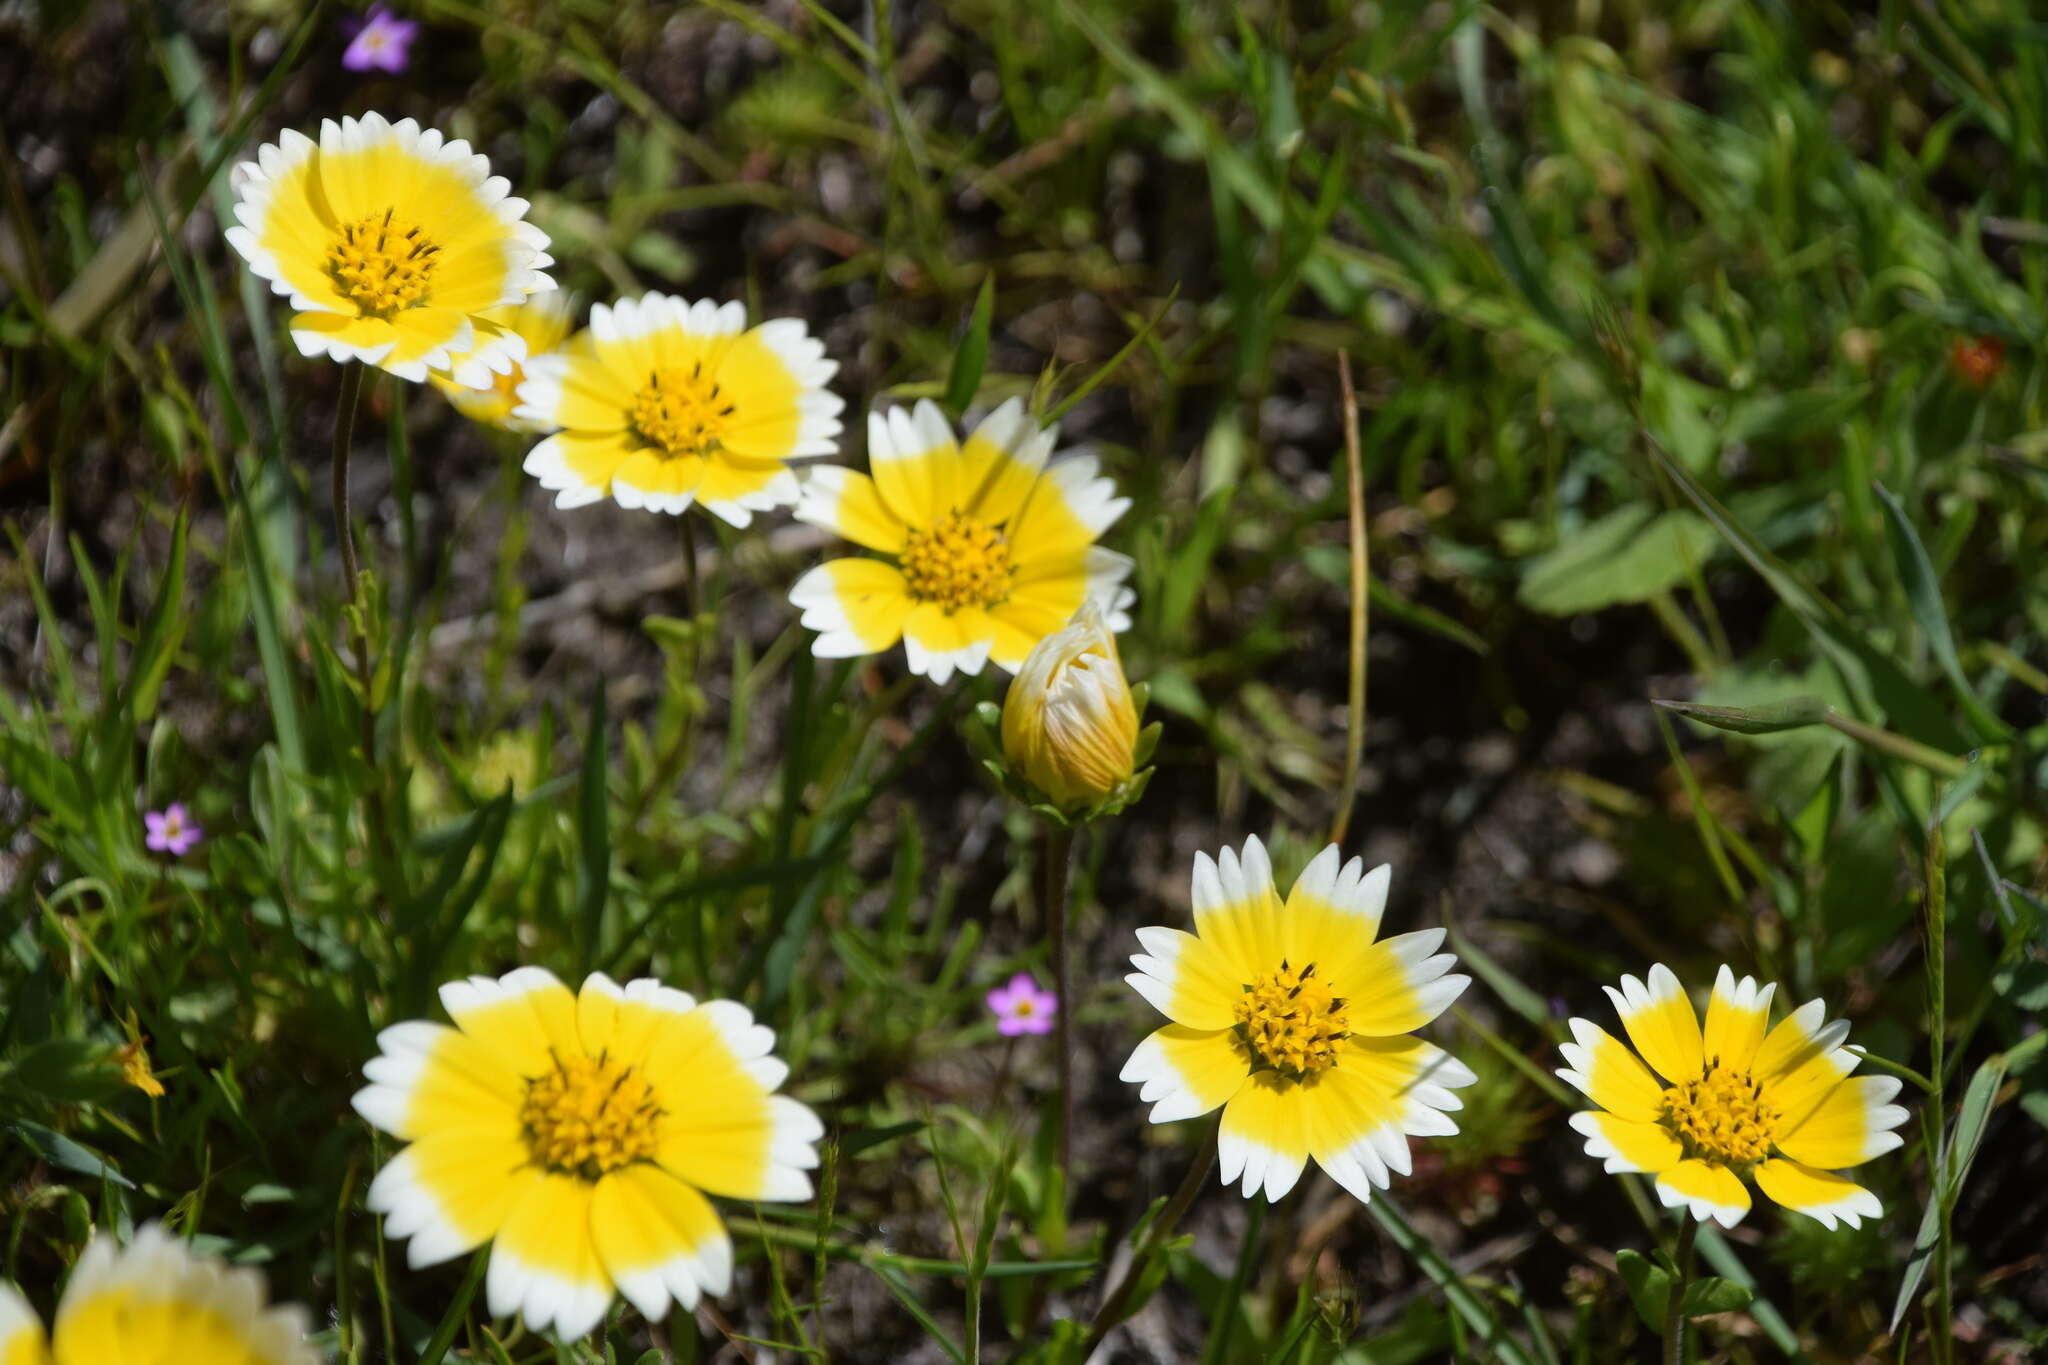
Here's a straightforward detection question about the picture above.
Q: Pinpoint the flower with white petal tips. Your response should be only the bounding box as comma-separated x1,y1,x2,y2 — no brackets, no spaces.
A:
790,397,1134,683
516,294,842,525
0,1222,318,1365
1557,963,1907,1229
431,292,577,433
1121,837,1475,1203
353,967,823,1341
226,111,554,384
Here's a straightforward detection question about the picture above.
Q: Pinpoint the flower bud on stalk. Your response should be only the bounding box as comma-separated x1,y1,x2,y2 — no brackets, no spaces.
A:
1001,604,1139,811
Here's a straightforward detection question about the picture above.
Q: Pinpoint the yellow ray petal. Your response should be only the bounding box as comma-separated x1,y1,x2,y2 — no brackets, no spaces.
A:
367,1130,532,1268
1568,1110,1683,1174
645,1005,816,1202
1189,836,1286,983
1753,1158,1884,1230
1125,925,1245,1030
867,402,961,528
0,1283,48,1365
1119,1023,1250,1123
1602,964,1704,1085
1556,1018,1667,1122
1218,1071,1312,1200
1326,928,1469,1037
485,1172,614,1340
958,398,1053,524
1004,454,1128,565
590,1164,733,1319
1702,964,1775,1074
1773,1074,1908,1169
1654,1157,1752,1227
789,559,915,657
796,467,909,554
439,967,581,1083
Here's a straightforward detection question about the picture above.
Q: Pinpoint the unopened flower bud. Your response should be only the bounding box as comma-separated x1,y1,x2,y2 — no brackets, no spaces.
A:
1000,603,1138,810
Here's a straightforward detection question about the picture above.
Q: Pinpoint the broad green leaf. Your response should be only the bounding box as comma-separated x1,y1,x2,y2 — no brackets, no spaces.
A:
1517,505,1715,615
941,272,996,418
1616,1248,1673,1332
1891,1055,2007,1334
1680,1276,1753,1317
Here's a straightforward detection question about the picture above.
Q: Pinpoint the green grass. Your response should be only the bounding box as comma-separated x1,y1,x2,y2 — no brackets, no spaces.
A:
3,0,2048,1361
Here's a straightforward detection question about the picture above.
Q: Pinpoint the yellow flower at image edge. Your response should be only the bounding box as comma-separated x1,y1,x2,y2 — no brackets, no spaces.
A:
353,967,823,1339
790,398,1135,683
1121,837,1475,1202
517,293,843,524
0,1223,317,1365
1001,602,1138,809
430,292,577,433
1558,964,1908,1228
226,111,555,384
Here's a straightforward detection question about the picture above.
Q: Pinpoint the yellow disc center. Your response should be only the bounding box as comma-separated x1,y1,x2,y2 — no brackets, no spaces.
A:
1660,1059,1778,1166
633,364,734,459
1233,960,1349,1078
520,1054,662,1179
900,510,1014,612
328,209,439,317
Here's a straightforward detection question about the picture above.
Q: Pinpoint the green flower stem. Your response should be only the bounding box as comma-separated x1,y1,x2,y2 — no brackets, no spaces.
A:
332,359,364,599
1043,821,1077,1175
1664,1216,1698,1365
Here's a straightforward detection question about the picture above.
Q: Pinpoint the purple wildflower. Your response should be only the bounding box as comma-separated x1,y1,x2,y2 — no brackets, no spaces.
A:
986,973,1057,1037
342,6,419,74
143,803,203,857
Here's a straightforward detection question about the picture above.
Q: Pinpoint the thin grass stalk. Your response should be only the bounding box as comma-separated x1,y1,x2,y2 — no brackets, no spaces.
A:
1203,1192,1266,1365
1663,1216,1697,1365
1925,819,1952,1365
1330,350,1367,848
1080,1131,1216,1357
332,360,365,599
1043,822,1077,1174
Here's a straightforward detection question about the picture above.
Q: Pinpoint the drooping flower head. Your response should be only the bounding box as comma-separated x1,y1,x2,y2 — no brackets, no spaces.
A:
517,294,842,524
143,803,202,856
0,1223,318,1365
790,398,1134,684
987,973,1058,1037
226,112,554,383
353,968,822,1340
1121,837,1474,1202
1558,964,1908,1229
342,6,419,73
430,292,576,433
1000,601,1139,810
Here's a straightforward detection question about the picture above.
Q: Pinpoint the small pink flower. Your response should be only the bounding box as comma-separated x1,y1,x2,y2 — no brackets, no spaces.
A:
143,803,203,857
342,5,419,73
986,973,1057,1037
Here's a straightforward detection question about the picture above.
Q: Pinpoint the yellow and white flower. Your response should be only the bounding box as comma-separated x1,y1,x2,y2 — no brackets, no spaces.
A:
226,111,555,384
1558,964,1907,1229
789,398,1134,683
430,292,577,432
353,967,822,1340
1121,837,1474,1202
1000,602,1138,810
0,1222,317,1365
516,294,842,524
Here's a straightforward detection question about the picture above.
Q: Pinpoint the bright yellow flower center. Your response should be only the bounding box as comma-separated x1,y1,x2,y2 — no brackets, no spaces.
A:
900,510,1014,612
633,364,735,459
1234,960,1350,1078
1660,1059,1779,1166
328,209,439,317
520,1054,662,1179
